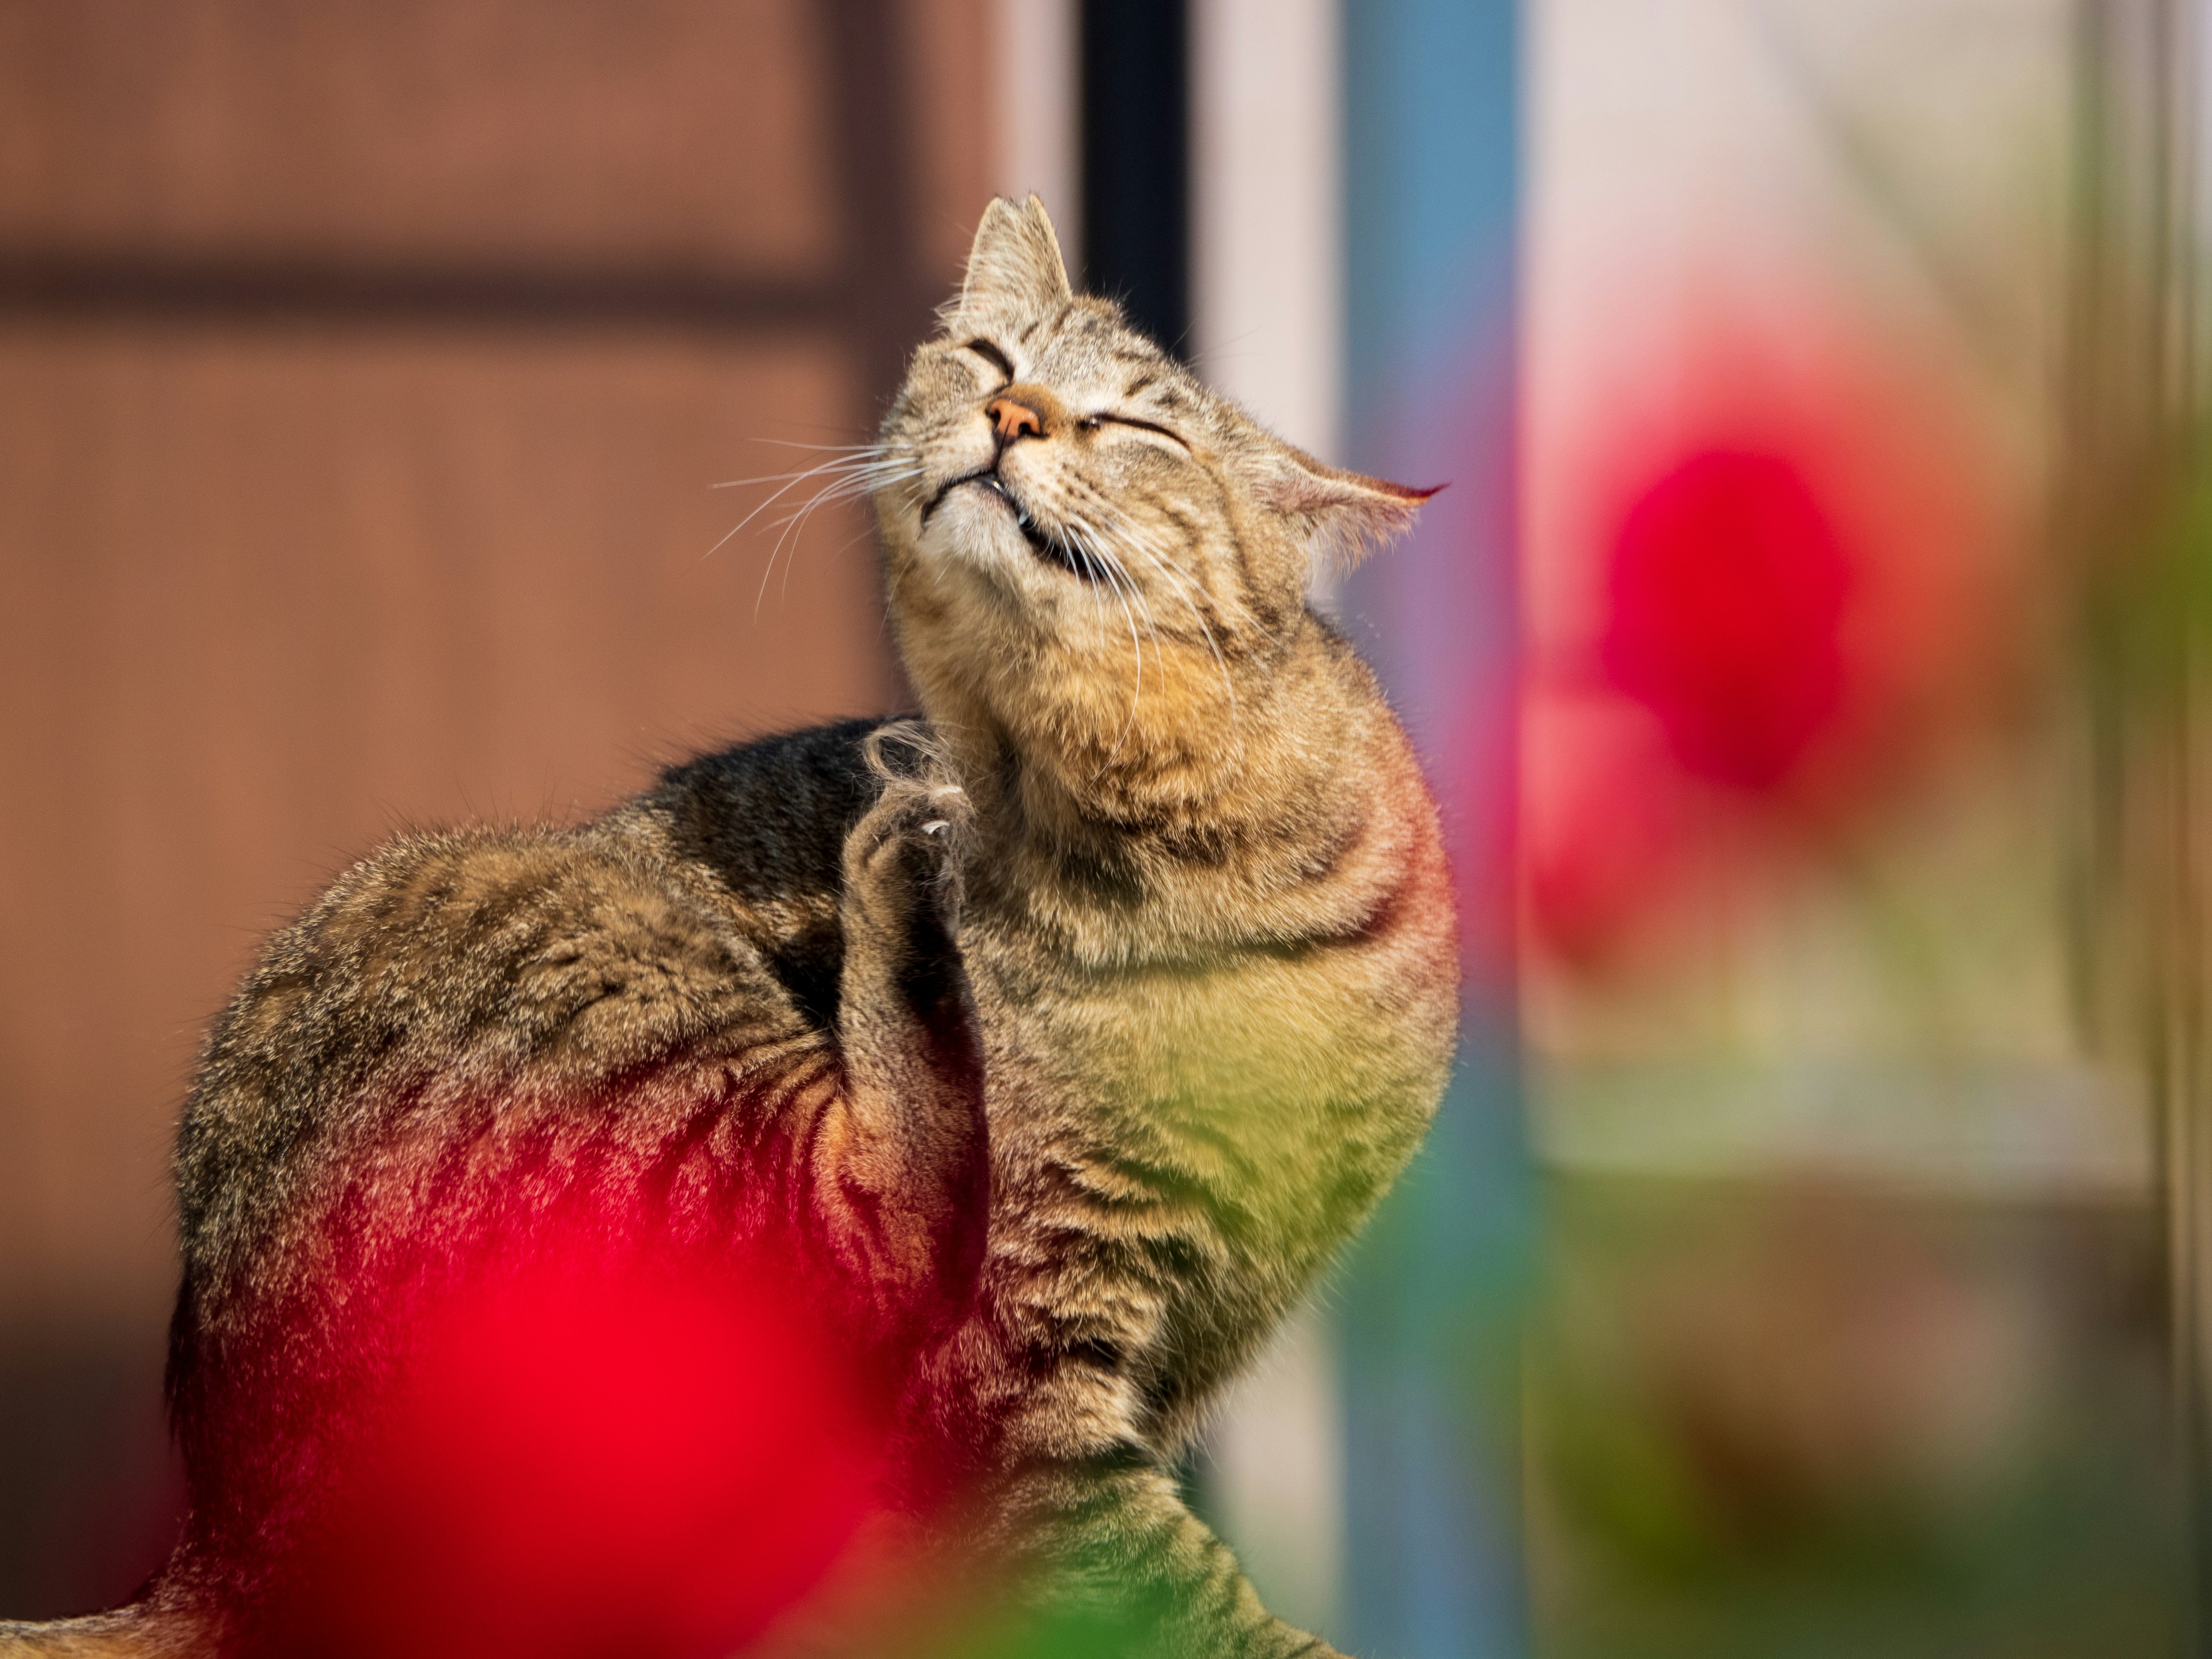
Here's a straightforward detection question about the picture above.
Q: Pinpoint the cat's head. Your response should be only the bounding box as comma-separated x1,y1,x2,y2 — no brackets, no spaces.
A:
874,196,1433,796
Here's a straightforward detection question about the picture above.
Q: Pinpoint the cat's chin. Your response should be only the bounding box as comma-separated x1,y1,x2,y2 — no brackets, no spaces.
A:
919,488,1083,589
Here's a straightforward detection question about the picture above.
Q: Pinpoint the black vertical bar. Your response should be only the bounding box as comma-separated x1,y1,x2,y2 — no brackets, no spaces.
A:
1080,0,1190,354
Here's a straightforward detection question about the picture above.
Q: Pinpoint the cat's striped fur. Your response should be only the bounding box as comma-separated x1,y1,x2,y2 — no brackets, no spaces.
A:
1,198,1456,1658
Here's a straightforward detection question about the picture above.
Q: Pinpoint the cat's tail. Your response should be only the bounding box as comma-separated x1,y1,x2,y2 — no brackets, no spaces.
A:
0,1604,215,1658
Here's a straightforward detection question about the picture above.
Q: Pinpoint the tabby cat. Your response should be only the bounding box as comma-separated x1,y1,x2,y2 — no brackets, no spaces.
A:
0,197,1456,1658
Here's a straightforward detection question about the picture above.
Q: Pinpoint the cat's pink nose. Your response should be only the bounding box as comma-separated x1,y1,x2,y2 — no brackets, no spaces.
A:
987,395,1044,444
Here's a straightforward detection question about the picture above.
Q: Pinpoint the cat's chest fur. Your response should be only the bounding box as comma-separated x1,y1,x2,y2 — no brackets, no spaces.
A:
971,929,1440,1253
948,782,1457,1431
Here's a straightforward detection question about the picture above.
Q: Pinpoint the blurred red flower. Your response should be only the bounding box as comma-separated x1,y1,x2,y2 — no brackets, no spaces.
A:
1602,450,1853,791
1522,304,2015,968
250,1251,881,1659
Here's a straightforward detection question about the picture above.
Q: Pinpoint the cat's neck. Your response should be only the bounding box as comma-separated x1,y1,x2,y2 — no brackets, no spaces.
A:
934,623,1408,967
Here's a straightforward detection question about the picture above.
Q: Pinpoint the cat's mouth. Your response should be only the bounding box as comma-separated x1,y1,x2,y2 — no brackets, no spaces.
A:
923,469,1098,582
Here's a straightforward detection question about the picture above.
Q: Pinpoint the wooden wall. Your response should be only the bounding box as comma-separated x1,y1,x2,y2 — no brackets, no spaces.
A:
0,0,988,1613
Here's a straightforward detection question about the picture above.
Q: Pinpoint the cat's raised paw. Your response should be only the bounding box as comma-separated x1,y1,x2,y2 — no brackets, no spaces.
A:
843,766,972,938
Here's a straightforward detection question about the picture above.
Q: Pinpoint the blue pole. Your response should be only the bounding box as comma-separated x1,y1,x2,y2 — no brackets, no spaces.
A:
1338,2,1530,1654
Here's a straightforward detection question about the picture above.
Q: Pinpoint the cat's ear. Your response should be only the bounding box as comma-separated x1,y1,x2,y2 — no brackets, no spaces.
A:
954,195,1073,319
1254,441,1443,568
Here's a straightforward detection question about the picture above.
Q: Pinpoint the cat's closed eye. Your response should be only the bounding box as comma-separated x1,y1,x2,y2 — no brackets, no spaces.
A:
963,339,1016,382
1080,412,1189,452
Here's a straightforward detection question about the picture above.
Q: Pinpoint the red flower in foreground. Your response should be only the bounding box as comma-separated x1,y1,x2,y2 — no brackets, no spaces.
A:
251,1258,880,1659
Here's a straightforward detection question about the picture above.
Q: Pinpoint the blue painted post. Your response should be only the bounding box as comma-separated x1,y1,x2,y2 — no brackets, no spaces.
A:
1336,2,1530,1655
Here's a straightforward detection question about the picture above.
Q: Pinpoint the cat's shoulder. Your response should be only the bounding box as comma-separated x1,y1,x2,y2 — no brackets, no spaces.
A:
258,719,893,982
195,718,907,1089
199,822,730,1089
642,714,895,900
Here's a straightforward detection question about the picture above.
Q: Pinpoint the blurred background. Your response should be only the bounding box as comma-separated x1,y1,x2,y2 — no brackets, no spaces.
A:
0,1,2203,1655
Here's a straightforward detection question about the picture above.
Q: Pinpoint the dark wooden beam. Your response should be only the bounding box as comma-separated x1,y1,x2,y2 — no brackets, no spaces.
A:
0,254,847,336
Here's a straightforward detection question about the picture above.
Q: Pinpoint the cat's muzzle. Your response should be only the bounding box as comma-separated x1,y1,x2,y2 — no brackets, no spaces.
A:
923,467,1096,582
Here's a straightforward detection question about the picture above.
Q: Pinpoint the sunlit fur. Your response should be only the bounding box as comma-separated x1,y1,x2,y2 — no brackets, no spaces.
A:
874,198,1457,1656
0,198,1456,1659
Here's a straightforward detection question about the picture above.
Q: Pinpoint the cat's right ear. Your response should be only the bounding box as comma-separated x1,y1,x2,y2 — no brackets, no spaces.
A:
953,196,1073,320
1255,440,1444,571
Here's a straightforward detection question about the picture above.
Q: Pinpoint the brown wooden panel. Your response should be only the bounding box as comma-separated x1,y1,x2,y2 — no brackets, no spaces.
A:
0,0,839,274
907,0,997,280
0,0,994,1618
0,322,902,1323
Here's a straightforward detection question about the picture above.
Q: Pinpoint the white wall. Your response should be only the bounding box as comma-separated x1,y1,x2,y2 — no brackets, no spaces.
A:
990,0,1082,272
1191,0,1344,463
1190,0,1349,1636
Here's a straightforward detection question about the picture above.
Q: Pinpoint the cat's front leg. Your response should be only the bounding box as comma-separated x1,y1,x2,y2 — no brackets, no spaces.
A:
991,1448,1344,1659
805,753,988,1338
965,1337,1343,1659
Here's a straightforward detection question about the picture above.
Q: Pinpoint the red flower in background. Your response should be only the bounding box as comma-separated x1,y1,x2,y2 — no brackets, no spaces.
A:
1602,450,1853,791
1524,306,2015,968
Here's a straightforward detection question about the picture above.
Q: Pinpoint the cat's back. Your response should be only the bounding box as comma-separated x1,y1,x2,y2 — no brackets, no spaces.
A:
163,721,895,1564
179,717,885,1225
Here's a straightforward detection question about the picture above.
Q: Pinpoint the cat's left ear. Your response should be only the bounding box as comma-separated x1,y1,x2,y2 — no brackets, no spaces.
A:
953,195,1073,319
1255,441,1443,568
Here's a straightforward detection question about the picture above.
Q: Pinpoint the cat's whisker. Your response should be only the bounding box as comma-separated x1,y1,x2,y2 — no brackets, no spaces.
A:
1094,540,1163,691
1058,485,1232,740
1075,522,1162,695
762,469,921,530
740,455,916,505
732,452,911,488
1064,520,1145,768
1103,510,1241,734
710,450,899,492
707,452,900,560
1066,491,1168,688
743,457,923,616
1095,483,1285,656
1138,519,1282,654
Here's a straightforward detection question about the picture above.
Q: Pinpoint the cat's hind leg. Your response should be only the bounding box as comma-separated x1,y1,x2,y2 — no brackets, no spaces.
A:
0,1604,218,1658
